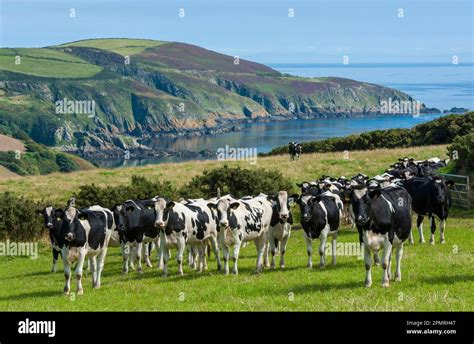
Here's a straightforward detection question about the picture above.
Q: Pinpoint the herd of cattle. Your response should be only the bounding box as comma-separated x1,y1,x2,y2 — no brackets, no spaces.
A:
37,156,455,295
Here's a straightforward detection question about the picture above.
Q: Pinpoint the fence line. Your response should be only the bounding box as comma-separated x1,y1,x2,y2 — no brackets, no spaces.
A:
437,173,471,210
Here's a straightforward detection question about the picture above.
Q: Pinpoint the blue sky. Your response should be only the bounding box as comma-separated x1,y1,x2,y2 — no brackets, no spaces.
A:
0,0,472,64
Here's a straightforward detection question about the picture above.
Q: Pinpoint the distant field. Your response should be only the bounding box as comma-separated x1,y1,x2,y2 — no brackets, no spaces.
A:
0,134,25,152
0,48,102,78
58,38,169,56
0,144,448,204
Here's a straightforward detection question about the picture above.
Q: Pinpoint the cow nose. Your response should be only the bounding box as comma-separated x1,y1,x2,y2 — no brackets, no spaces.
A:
220,220,228,227
65,233,74,241
155,221,165,228
117,224,125,231
47,222,53,229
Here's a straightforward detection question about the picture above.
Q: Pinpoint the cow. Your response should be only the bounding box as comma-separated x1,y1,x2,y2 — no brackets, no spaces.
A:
266,191,295,269
119,199,161,273
37,206,64,272
293,192,343,269
59,205,113,295
153,197,221,277
289,142,302,161
403,176,454,244
296,181,321,196
208,194,272,275
349,184,412,287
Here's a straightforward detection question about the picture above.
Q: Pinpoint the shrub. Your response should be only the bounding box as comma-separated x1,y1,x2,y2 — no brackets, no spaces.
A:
0,192,44,241
179,165,293,199
73,175,178,208
448,131,474,174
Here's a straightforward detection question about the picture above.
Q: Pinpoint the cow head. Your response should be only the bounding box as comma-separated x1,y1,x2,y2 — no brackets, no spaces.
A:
349,184,370,226
429,177,454,204
207,197,238,228
121,200,145,230
111,204,125,232
153,197,174,229
294,194,319,223
267,191,293,222
60,207,87,244
37,206,55,229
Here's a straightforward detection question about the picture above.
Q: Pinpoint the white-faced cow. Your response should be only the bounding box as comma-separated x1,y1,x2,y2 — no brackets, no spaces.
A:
403,176,454,244
293,192,343,269
37,206,64,272
266,191,295,269
350,184,412,287
59,205,113,295
208,195,272,275
153,197,221,277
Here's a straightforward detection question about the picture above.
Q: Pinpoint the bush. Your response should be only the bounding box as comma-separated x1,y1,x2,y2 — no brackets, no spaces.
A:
73,175,178,208
179,165,293,199
448,131,474,174
0,192,44,241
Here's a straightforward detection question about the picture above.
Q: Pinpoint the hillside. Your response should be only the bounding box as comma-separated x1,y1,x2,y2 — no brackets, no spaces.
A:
0,38,418,155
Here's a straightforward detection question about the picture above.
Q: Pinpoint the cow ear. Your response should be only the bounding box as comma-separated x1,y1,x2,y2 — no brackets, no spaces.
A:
368,189,381,199
126,206,135,212
166,201,175,208
230,202,240,210
288,194,300,205
78,212,88,221
207,203,217,210
446,180,455,187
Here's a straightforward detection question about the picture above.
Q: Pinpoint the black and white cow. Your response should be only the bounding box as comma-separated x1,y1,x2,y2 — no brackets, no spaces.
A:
293,192,343,269
37,206,64,272
403,176,454,244
350,184,412,287
59,205,113,295
153,197,221,277
208,195,272,275
289,142,302,161
119,199,160,273
266,191,295,269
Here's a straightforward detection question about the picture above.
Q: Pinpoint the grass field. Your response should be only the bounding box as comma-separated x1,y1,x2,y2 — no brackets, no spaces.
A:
0,144,472,311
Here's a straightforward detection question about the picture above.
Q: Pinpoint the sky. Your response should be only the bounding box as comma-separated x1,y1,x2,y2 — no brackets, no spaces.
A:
0,0,473,64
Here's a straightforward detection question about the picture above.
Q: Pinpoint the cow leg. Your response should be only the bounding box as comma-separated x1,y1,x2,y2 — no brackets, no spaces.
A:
364,244,373,287
176,235,186,276
135,242,143,273
75,249,86,295
408,228,414,245
417,215,425,243
187,245,195,269
318,228,329,269
439,219,446,244
381,235,393,288
89,255,97,286
268,232,277,269
196,243,206,273
144,242,152,268
161,244,169,278
203,242,209,271
221,242,230,275
121,242,130,274
255,234,267,274
94,248,107,289
155,238,164,270
62,249,71,295
51,249,60,273
394,243,403,282
429,216,436,245
331,233,337,266
209,235,222,271
85,257,91,272
280,231,290,268
232,233,242,275
263,240,270,268
373,250,380,266
303,231,313,268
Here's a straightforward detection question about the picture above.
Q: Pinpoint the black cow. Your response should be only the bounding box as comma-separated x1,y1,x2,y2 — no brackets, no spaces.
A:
120,199,160,273
37,206,64,272
293,192,343,269
403,176,454,244
59,205,113,295
350,185,412,287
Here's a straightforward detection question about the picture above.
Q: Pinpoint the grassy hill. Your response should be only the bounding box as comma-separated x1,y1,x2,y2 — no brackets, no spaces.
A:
0,38,418,154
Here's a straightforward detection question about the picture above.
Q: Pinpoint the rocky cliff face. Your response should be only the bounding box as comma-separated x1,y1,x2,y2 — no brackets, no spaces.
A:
0,39,421,154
